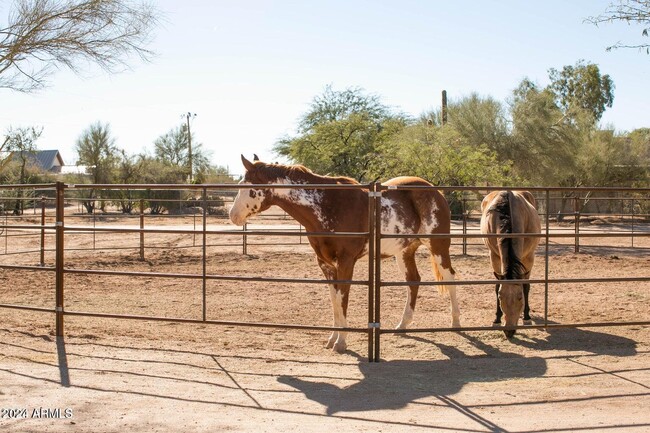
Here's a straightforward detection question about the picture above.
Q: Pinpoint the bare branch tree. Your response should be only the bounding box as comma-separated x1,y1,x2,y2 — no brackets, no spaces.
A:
586,0,650,54
0,0,159,92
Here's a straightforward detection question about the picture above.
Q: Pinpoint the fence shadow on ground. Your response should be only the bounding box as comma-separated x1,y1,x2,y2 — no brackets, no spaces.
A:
278,340,548,416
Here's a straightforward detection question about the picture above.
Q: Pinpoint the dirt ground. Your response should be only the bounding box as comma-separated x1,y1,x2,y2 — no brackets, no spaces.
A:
1,211,649,432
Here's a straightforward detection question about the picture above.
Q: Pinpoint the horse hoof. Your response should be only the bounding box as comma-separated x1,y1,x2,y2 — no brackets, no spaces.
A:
523,319,533,326
504,329,516,339
492,321,502,327
452,320,461,328
333,342,347,353
325,332,338,349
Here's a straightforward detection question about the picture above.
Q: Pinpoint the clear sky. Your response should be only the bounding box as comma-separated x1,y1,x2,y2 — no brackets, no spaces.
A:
1,0,648,176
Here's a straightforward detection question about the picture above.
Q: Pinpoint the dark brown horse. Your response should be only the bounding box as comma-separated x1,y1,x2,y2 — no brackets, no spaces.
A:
480,190,541,338
229,155,460,353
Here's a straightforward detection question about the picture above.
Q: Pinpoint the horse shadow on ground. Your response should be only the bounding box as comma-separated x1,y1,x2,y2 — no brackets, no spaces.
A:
278,339,547,416
278,324,640,416
510,318,639,357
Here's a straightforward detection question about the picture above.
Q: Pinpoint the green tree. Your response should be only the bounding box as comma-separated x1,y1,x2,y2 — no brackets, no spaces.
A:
508,79,585,185
154,123,210,182
274,85,407,180
375,122,512,217
445,93,509,154
136,155,186,214
74,122,119,213
377,122,511,186
547,60,614,123
0,0,159,92
2,126,42,213
586,0,650,53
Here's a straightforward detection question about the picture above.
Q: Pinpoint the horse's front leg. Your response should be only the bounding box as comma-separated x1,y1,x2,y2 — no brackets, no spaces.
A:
317,258,349,352
522,283,532,325
324,259,354,354
317,259,339,350
493,283,503,326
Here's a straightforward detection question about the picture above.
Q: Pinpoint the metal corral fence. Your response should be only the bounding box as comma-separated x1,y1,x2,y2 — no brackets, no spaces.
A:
0,182,649,362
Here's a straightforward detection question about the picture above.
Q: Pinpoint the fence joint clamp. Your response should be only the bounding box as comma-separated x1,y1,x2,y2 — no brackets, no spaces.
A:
55,222,63,227
368,192,382,198
55,307,64,312
368,322,381,329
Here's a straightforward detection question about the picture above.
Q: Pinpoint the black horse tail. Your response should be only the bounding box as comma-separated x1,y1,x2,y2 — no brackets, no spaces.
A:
492,191,526,280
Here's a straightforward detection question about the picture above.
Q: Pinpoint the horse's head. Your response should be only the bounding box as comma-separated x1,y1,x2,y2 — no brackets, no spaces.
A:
496,273,525,338
229,155,274,226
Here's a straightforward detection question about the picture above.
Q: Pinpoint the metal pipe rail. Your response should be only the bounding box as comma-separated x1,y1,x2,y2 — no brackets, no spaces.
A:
1,181,648,363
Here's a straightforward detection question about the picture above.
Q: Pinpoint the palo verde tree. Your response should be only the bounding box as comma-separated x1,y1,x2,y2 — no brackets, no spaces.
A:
0,0,159,92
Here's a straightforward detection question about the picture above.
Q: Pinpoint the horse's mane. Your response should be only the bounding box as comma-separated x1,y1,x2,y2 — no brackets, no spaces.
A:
258,162,359,185
490,191,527,280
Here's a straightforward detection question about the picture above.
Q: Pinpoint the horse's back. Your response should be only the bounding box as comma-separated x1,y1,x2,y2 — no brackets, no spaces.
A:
481,190,541,267
382,176,450,233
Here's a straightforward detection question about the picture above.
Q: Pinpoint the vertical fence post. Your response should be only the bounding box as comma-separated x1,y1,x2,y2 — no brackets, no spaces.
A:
55,182,65,337
202,187,208,322
544,189,550,328
462,193,468,256
92,203,96,251
574,196,580,253
40,197,46,267
193,205,197,247
373,184,383,362
139,199,145,260
367,183,376,362
242,222,248,255
631,197,635,248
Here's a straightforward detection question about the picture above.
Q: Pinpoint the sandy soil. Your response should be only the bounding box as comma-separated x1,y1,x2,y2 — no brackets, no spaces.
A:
1,211,649,432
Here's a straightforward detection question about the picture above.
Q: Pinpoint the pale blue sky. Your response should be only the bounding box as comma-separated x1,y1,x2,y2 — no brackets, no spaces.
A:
1,0,648,176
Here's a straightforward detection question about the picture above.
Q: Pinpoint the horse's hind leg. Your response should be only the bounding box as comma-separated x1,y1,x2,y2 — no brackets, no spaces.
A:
522,283,532,325
431,249,461,328
395,248,420,329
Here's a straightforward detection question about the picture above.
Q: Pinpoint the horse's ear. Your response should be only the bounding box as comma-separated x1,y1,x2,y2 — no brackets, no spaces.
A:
253,153,260,161
241,155,254,171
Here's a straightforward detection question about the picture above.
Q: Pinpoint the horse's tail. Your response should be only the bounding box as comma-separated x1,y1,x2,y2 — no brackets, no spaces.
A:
492,191,526,279
430,255,455,295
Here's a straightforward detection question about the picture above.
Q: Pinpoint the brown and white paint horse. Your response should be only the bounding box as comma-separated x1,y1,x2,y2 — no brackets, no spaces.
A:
480,190,541,338
229,155,460,353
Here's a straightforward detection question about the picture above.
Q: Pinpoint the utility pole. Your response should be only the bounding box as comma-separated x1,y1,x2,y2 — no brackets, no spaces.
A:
441,90,448,125
183,112,197,183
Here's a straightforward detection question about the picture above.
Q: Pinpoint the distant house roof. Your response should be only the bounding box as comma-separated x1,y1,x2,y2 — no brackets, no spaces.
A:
15,150,65,173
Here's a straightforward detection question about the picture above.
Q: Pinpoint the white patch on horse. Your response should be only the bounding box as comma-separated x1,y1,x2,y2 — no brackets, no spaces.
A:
229,181,265,225
416,199,439,234
395,252,414,329
273,178,329,228
380,198,409,257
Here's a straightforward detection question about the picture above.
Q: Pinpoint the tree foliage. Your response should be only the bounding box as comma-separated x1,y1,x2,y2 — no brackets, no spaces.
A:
74,122,119,212
154,123,211,182
548,60,614,123
274,85,407,181
0,0,159,92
